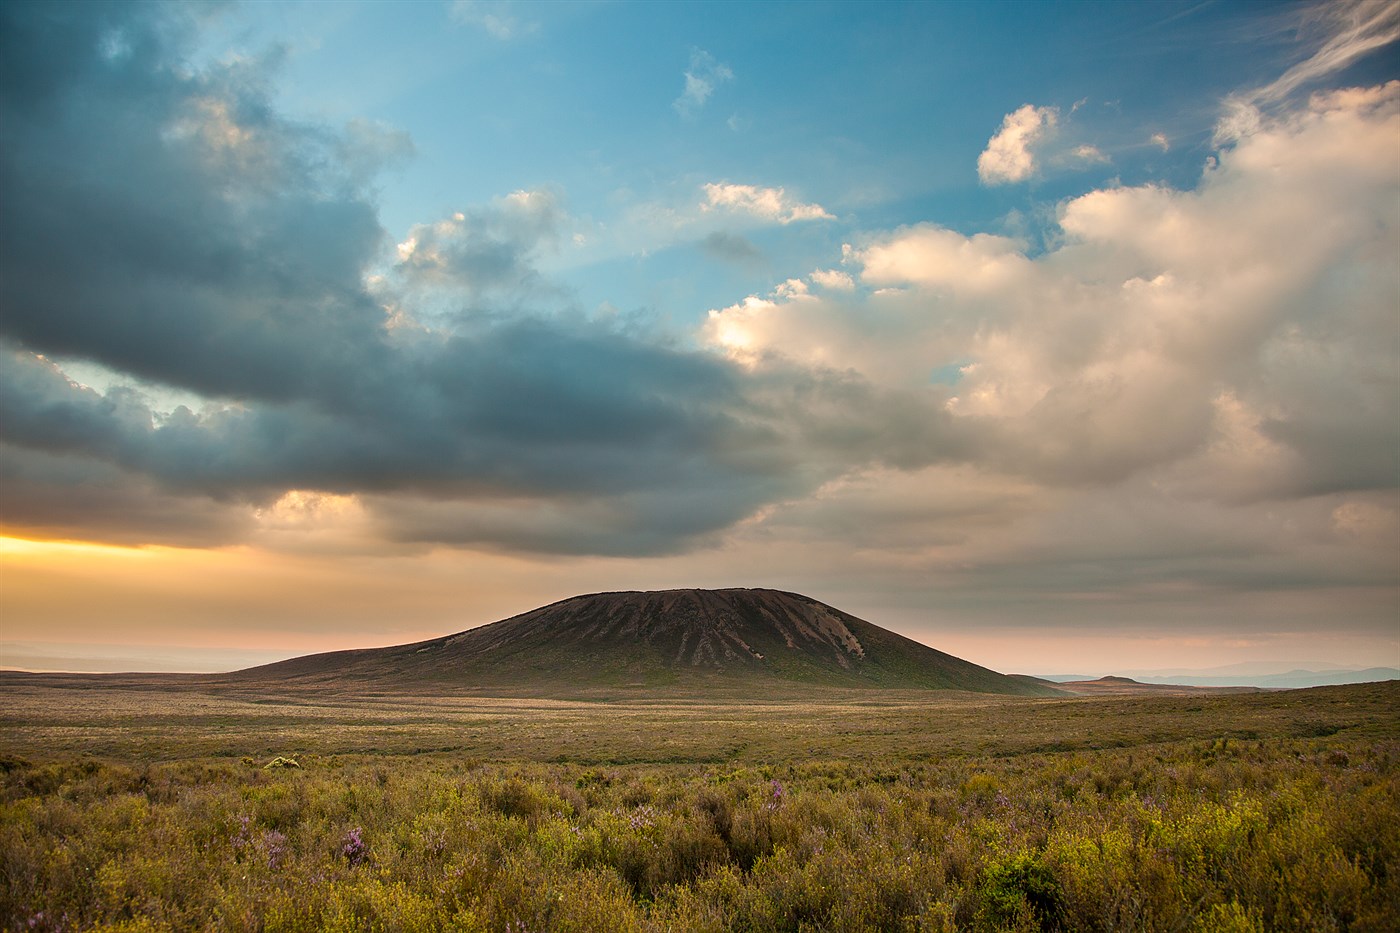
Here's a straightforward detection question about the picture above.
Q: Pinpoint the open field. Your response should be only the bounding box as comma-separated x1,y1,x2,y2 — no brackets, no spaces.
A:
2,679,1397,931
1,676,1391,764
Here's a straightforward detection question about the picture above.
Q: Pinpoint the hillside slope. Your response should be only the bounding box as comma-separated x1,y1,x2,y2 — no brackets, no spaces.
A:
229,588,1060,696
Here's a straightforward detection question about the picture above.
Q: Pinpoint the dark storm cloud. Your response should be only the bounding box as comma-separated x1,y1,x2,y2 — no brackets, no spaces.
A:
1263,416,1400,497
367,486,767,558
0,443,255,546
0,3,392,404
0,331,747,500
1,325,961,555
0,2,970,555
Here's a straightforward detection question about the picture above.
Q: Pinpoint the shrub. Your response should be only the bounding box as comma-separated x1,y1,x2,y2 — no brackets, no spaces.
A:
978,852,1066,932
1,714,1396,932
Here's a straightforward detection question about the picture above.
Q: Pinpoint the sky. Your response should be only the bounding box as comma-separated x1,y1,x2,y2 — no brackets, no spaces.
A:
1,0,1397,677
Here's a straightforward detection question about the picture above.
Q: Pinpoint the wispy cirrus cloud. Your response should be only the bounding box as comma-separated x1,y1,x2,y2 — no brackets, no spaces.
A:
1217,0,1400,142
449,0,538,40
674,48,733,116
1255,0,1400,104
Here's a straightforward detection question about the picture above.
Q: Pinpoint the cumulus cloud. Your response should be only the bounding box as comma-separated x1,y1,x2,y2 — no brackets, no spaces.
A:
395,189,567,301
701,183,833,224
706,80,1400,499
810,268,855,291
674,49,733,116
977,104,1058,184
0,318,840,557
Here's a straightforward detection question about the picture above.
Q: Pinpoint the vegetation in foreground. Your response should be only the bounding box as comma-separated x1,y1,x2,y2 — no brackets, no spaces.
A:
0,683,1396,931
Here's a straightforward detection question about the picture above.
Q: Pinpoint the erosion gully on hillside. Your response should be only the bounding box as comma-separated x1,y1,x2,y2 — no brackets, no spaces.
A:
217,588,1062,697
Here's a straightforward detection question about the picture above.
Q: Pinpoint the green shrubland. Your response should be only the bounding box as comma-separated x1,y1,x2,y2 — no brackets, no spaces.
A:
2,730,1396,931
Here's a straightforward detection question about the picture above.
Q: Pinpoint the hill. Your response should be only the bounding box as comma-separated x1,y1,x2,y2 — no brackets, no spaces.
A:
1051,676,1267,696
226,588,1061,697
1123,667,1400,689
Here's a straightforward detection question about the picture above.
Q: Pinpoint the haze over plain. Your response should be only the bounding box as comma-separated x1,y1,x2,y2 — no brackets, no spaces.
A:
1,0,1397,676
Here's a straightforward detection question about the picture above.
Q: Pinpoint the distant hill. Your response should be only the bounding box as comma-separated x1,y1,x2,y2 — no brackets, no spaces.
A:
1038,667,1400,689
1127,668,1400,689
1051,676,1265,697
226,588,1062,697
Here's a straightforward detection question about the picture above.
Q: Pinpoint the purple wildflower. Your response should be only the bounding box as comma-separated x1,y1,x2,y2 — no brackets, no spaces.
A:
341,826,369,867
231,814,254,859
261,829,288,870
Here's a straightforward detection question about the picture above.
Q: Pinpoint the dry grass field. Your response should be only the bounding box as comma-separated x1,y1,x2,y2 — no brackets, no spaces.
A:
2,676,1392,764
2,677,1397,931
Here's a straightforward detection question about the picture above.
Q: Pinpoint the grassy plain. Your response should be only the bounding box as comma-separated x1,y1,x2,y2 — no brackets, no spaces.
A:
1,678,1397,931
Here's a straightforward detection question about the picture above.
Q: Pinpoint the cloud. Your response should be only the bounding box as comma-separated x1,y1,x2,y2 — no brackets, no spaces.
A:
701,183,833,224
674,49,733,116
0,324,974,556
1217,0,1400,143
0,4,875,556
394,189,567,301
977,104,1058,184
338,118,416,185
0,3,389,404
449,1,538,40
1,0,1396,638
0,442,255,547
699,231,766,266
1254,0,1400,105
1070,143,1109,164
978,105,1114,182
0,318,823,555
706,80,1400,498
809,268,855,291
606,183,830,259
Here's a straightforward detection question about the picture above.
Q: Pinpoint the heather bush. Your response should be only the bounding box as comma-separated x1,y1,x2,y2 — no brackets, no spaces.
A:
2,721,1396,930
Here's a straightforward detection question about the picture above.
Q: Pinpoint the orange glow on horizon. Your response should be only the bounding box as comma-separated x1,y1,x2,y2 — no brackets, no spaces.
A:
0,533,163,559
